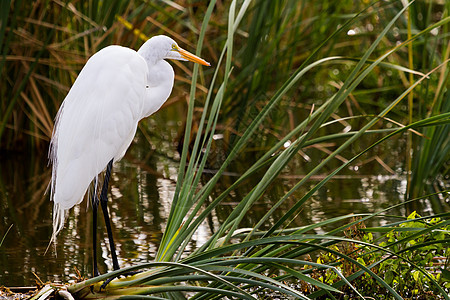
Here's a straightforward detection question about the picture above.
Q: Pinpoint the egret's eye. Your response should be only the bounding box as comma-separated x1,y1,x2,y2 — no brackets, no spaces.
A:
171,44,177,51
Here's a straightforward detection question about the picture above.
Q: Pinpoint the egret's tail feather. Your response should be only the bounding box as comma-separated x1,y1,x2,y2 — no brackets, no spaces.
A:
51,202,67,243
45,202,67,255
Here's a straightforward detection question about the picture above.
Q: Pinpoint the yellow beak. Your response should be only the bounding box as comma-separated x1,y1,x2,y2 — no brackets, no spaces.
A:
177,47,210,66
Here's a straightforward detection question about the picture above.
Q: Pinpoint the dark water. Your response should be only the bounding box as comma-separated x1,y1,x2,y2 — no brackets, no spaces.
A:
0,106,445,287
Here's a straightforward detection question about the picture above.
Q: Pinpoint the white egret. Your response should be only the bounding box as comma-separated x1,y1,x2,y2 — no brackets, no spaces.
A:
49,35,209,276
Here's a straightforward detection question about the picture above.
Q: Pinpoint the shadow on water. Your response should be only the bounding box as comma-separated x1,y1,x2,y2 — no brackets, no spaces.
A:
0,108,446,287
0,138,175,286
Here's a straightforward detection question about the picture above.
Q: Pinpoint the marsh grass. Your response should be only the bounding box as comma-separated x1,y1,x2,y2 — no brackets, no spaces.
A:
3,0,449,298
0,0,208,150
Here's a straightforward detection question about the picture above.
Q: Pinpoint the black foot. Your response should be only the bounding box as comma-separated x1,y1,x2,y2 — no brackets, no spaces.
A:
99,270,142,290
99,277,114,290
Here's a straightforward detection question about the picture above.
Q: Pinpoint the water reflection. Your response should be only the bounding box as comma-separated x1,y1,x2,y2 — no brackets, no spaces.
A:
0,116,446,287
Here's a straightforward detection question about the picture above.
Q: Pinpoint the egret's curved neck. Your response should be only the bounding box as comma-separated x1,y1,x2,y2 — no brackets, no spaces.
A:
140,59,174,119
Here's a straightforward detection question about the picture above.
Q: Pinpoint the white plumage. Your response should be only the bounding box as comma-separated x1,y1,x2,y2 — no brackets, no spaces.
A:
49,35,209,242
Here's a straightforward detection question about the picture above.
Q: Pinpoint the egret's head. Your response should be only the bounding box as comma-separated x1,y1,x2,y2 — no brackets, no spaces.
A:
138,35,210,66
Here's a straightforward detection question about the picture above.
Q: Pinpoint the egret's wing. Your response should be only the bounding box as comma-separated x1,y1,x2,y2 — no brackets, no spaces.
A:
50,46,147,236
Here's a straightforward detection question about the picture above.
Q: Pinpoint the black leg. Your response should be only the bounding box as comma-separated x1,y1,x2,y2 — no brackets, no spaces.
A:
92,179,100,277
99,159,120,271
